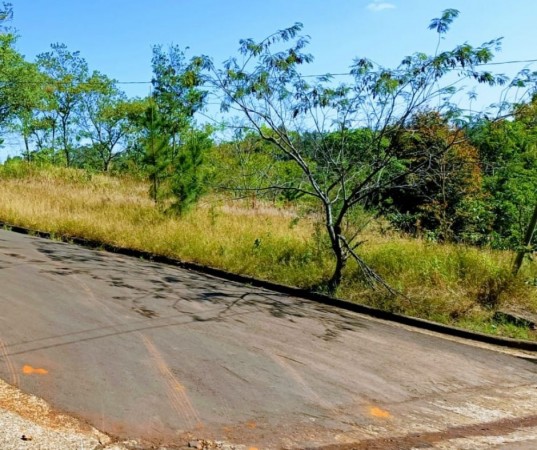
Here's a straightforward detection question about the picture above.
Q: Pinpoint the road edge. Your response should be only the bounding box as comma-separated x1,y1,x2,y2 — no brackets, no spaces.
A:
2,221,536,353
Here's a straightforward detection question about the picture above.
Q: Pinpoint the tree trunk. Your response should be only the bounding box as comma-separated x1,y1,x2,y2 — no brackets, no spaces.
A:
327,247,345,294
62,120,70,167
23,135,30,162
51,124,56,164
151,174,158,204
326,222,346,295
513,202,537,275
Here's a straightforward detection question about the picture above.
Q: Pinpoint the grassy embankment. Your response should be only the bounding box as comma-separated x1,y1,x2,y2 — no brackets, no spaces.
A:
1,164,536,340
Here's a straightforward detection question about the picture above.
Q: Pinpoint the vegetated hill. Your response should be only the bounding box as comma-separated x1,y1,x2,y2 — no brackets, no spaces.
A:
0,164,536,341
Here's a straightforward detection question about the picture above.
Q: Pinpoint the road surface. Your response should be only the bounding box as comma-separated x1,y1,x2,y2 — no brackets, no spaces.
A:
0,229,536,449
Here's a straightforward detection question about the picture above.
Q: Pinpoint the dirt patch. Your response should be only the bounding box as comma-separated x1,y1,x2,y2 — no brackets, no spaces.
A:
314,414,537,450
0,379,94,433
0,378,128,449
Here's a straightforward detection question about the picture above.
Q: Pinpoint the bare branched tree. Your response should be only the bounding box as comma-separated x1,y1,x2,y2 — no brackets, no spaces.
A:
203,10,507,293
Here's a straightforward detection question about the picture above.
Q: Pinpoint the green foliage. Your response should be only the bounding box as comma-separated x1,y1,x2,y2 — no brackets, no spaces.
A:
137,102,169,203
209,132,306,203
120,45,211,209
0,5,42,130
4,2,537,306
35,43,92,166
126,98,212,211
167,128,213,214
206,11,507,291
381,112,488,243
429,9,460,34
151,45,206,126
77,73,132,171
469,105,537,249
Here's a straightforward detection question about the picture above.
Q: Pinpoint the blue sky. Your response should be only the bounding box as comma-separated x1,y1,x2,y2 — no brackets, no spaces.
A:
2,0,537,159
9,0,537,98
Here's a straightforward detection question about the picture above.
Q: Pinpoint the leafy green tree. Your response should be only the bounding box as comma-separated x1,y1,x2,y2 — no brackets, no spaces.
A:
0,3,43,144
470,98,537,249
123,47,210,210
211,132,305,204
9,71,56,162
36,43,91,166
205,10,507,292
168,127,213,214
151,45,206,158
78,73,134,171
130,99,212,211
382,112,488,243
141,101,170,203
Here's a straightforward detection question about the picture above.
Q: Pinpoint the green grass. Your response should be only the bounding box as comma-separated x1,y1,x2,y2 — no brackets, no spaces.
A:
1,163,536,340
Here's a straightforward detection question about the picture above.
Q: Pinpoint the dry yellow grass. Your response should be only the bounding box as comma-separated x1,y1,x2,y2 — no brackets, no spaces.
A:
1,164,536,339
0,166,329,286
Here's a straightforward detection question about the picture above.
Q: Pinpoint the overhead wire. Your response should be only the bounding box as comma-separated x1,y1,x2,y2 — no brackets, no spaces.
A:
0,57,535,86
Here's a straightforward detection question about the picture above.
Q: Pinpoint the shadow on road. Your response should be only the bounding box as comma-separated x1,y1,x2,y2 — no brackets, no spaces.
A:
1,238,368,357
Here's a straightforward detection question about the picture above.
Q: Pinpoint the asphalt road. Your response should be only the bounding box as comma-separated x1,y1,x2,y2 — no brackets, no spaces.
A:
0,229,536,449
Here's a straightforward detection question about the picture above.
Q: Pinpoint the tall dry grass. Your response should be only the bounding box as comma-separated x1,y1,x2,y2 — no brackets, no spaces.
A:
1,164,536,339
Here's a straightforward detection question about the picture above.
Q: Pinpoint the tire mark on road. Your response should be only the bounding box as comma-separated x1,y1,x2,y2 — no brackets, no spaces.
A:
220,364,250,384
3,308,260,357
268,352,334,412
140,333,202,429
0,337,19,387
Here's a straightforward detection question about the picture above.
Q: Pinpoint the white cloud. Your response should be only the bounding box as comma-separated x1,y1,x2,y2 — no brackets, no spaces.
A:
366,1,396,12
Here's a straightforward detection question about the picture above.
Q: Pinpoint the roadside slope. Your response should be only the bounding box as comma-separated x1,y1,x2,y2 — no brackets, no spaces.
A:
0,229,536,449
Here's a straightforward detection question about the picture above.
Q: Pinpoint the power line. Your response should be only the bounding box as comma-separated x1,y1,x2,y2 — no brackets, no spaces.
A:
0,57,536,87
0,80,152,85
479,58,537,66
299,59,537,78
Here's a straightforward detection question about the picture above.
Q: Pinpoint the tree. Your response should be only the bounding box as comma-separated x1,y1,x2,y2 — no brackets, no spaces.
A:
382,111,486,243
210,132,306,204
167,126,213,214
135,99,170,203
126,46,210,210
0,3,42,141
205,10,507,293
469,96,537,249
151,45,206,158
128,98,212,211
36,43,91,166
9,71,55,162
78,73,133,171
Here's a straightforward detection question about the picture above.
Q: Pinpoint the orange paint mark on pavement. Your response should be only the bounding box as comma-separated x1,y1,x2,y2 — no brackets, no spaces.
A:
22,365,48,375
370,406,391,418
